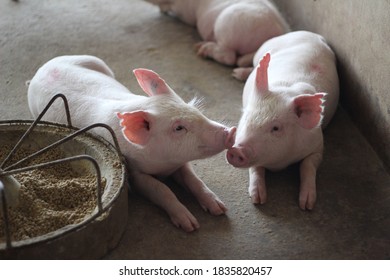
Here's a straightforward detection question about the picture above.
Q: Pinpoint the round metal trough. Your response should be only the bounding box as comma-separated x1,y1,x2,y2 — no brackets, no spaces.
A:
0,117,128,259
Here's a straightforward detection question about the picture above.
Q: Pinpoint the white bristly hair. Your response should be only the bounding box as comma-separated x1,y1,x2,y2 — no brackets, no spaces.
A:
188,95,206,112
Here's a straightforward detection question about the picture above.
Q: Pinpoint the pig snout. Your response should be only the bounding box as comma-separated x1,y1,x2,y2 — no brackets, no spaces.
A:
226,145,252,168
199,125,236,157
224,126,236,149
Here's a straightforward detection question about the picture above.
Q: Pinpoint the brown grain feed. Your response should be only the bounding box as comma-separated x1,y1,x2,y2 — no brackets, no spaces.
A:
0,146,106,243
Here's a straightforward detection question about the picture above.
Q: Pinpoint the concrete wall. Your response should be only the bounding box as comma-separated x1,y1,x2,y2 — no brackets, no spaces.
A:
273,0,390,171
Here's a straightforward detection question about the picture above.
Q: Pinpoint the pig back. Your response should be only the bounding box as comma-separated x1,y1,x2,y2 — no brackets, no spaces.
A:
254,31,339,127
28,55,136,120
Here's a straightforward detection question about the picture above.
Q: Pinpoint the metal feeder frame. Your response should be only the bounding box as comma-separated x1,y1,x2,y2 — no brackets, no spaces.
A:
0,94,127,257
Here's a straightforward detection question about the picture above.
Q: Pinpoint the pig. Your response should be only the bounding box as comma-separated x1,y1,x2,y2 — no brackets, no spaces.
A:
27,55,236,232
227,31,339,210
152,0,289,66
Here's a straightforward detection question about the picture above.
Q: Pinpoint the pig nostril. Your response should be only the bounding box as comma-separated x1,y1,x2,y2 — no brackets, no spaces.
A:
227,150,246,165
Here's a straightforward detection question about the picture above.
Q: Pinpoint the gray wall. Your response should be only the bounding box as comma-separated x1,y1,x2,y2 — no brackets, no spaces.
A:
273,0,390,171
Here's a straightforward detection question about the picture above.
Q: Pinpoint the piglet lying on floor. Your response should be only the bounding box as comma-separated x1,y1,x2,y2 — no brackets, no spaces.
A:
227,31,339,210
27,55,236,232
153,0,289,66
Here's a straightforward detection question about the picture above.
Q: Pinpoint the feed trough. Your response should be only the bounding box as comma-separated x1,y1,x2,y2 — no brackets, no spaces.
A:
0,94,128,259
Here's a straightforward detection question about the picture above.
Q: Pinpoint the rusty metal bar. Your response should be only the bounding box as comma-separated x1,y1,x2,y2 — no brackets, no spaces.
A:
0,180,12,248
1,93,72,170
2,123,122,172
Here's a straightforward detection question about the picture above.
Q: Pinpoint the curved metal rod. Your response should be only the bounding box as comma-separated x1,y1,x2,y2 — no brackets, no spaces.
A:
2,123,123,172
0,93,72,170
0,155,103,250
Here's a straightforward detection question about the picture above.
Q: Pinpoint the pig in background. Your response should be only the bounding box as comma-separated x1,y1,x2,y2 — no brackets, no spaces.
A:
227,31,339,210
27,55,236,232
150,0,289,66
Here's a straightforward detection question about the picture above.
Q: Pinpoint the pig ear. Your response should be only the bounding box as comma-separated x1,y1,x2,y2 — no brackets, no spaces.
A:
116,111,151,145
293,93,326,129
255,53,271,94
133,68,173,97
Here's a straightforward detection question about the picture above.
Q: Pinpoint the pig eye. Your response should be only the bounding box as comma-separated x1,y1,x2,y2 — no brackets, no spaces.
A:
174,124,187,133
270,121,282,135
271,125,280,133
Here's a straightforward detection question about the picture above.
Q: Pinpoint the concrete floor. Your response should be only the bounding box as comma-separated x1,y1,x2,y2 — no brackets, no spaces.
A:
1,0,389,259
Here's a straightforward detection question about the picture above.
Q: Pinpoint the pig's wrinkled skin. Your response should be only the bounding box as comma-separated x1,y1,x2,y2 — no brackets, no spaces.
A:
153,0,289,66
227,31,339,210
27,55,236,232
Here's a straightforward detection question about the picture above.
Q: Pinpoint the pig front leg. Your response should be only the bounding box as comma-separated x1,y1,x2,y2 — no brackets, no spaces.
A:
172,163,227,215
299,152,323,210
131,171,200,232
248,166,267,204
195,42,237,66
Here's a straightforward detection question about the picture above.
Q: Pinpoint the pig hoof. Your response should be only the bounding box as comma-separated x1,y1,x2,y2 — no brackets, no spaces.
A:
250,195,267,205
170,212,200,232
198,192,227,215
203,200,227,216
195,41,236,66
232,67,252,81
249,184,267,205
196,42,213,58
299,188,316,210
250,195,260,204
299,201,315,211
232,68,246,81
